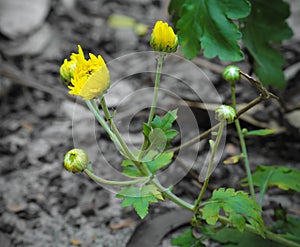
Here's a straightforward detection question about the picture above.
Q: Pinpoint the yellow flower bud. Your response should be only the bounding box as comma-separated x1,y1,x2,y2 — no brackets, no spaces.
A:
61,45,110,100
150,21,178,53
64,148,88,173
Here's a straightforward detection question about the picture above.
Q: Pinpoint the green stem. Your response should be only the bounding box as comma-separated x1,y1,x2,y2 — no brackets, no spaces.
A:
86,100,122,151
230,82,256,200
194,120,225,212
99,98,150,176
151,176,194,211
147,53,164,125
84,169,149,186
138,53,164,160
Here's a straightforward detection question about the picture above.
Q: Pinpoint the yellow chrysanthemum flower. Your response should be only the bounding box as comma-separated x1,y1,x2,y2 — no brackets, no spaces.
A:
150,21,178,53
61,45,110,100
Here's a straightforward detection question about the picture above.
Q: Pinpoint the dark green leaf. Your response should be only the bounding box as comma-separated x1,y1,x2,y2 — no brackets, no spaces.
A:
171,0,250,60
245,129,276,137
116,184,163,219
241,165,300,192
202,226,282,247
241,0,293,88
171,228,204,247
202,188,264,236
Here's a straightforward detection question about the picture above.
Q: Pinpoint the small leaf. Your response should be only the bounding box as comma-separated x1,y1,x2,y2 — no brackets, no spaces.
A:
202,188,264,237
116,184,163,219
149,109,178,148
245,129,276,137
144,151,174,174
121,159,141,178
171,228,204,247
148,128,167,152
241,165,300,192
223,154,242,165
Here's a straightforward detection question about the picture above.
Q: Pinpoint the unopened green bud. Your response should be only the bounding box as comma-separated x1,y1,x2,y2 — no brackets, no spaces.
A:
215,105,236,123
60,59,77,86
64,148,88,173
222,65,241,82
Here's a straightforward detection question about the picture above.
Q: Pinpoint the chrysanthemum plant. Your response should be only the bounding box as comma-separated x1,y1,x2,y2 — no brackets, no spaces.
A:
60,21,300,247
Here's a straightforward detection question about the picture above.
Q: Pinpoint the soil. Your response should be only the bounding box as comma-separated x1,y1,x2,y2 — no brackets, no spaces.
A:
0,0,300,247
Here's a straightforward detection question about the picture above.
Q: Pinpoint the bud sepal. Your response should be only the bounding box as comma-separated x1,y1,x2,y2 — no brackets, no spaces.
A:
215,105,236,123
222,65,241,83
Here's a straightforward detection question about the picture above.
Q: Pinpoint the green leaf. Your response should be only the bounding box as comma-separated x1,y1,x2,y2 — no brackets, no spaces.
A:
171,228,204,247
241,165,300,192
121,159,142,178
149,109,178,148
170,0,251,60
202,226,282,247
245,129,277,137
202,188,264,236
144,151,174,174
151,109,178,132
148,128,167,152
270,215,300,243
241,0,293,88
116,184,163,219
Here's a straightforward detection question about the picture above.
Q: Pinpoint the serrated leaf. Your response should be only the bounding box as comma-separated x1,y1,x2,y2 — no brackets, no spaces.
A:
202,188,264,237
151,109,178,131
145,151,174,174
241,0,293,88
116,184,163,219
202,226,282,247
245,129,277,137
171,228,204,247
149,109,178,148
241,165,300,192
171,0,250,60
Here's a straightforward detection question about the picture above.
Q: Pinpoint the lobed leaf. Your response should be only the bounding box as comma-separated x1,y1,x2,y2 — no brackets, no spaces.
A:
116,184,163,219
241,165,300,192
240,0,293,88
169,0,251,60
202,188,264,236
